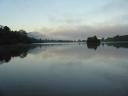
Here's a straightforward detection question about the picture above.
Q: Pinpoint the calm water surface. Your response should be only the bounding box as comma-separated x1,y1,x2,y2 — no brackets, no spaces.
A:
0,43,128,96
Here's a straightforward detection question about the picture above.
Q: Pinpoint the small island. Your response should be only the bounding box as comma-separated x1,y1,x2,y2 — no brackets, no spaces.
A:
87,36,101,44
86,36,101,50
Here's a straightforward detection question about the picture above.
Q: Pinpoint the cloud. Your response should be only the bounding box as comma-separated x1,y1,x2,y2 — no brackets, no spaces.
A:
99,0,128,13
84,0,128,25
36,23,128,40
31,0,128,40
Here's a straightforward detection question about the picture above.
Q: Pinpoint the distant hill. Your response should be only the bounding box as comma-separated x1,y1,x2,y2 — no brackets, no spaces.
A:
105,35,128,42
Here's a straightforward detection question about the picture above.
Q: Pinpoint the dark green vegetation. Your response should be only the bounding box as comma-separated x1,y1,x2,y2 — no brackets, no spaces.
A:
87,36,100,43
87,35,128,43
105,35,128,42
0,25,74,45
0,25,41,45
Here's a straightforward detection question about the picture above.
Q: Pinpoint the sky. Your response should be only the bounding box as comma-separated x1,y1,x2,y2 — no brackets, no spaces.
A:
0,0,128,39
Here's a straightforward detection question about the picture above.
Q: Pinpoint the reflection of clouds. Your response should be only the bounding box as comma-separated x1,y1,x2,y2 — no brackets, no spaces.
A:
30,44,128,63
28,46,47,55
1,44,128,96
1,44,127,65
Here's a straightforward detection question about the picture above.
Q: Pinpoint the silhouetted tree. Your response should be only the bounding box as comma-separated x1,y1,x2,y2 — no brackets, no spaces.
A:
3,26,11,31
87,35,100,43
0,25,42,45
105,35,128,42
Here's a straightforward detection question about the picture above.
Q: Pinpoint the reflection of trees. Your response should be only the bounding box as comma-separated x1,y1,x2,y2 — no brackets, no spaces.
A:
87,42,100,50
0,45,41,64
105,42,128,48
0,44,64,64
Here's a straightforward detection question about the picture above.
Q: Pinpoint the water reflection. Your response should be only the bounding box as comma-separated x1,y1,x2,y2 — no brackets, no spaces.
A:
0,45,41,64
87,42,128,50
87,42,100,50
0,43,128,64
105,42,128,48
0,44,72,64
0,43,128,96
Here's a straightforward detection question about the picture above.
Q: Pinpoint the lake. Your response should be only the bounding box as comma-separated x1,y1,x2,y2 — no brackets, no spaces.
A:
0,43,128,96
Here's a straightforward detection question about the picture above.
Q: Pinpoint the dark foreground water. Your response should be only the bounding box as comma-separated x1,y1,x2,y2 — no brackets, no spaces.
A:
0,43,128,96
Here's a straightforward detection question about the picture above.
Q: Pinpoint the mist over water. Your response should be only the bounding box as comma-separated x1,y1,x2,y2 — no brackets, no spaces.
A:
0,43,128,96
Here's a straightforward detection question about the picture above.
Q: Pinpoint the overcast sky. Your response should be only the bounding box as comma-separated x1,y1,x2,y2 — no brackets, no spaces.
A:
0,0,128,39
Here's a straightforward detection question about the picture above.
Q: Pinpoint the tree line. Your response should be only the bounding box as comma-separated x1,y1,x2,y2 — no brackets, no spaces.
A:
104,35,128,42
0,25,75,45
1,25,128,45
0,25,41,45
